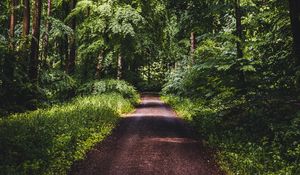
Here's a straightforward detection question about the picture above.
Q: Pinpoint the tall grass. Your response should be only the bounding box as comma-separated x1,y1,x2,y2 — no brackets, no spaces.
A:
0,93,135,174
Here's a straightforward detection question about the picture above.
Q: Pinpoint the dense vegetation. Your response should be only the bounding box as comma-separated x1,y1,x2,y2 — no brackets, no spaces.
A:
0,81,139,174
1,0,300,174
161,0,300,174
162,95,300,174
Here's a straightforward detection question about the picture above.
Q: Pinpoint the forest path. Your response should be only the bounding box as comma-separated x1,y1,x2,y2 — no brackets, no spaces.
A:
70,94,224,175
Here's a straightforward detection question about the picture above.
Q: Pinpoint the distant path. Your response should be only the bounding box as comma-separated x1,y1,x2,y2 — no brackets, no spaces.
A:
70,94,224,175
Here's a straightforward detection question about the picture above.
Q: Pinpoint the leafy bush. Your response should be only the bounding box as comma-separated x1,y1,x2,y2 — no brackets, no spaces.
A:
77,79,139,105
39,69,77,102
162,94,300,175
0,93,134,174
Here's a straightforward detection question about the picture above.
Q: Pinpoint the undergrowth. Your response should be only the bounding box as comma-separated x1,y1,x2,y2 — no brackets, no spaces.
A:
162,95,300,175
0,93,136,174
77,79,140,105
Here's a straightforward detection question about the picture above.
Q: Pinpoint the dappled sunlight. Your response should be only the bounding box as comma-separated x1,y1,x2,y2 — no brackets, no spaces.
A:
147,137,198,144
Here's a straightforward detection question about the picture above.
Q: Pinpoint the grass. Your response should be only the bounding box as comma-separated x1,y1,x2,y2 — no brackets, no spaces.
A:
162,94,300,175
0,93,136,175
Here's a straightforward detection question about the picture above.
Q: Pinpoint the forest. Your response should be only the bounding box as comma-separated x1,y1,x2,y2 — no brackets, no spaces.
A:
0,0,300,174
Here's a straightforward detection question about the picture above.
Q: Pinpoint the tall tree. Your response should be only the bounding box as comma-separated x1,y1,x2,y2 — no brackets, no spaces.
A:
235,0,246,90
43,0,52,61
22,0,30,36
9,0,17,49
289,0,300,67
95,50,104,78
66,0,77,74
29,0,42,82
190,31,196,64
117,51,122,80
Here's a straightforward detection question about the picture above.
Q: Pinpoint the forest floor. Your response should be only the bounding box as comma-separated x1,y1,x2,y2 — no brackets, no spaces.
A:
70,94,225,175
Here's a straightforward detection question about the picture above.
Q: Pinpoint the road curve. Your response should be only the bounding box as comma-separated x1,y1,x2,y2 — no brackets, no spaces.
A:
70,94,224,175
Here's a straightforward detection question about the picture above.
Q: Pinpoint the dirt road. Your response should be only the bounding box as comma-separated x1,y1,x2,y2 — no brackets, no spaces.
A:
70,94,224,175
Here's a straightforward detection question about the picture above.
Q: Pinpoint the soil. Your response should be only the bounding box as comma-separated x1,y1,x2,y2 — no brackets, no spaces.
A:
70,94,225,175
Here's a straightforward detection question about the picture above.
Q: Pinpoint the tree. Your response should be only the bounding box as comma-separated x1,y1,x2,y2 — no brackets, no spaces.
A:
66,0,77,74
43,0,52,61
289,0,300,67
117,51,122,80
190,32,196,61
29,0,42,82
234,0,246,91
9,0,17,49
22,0,30,37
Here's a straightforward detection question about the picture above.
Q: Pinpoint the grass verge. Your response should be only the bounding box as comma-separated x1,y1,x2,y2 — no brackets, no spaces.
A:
0,93,136,174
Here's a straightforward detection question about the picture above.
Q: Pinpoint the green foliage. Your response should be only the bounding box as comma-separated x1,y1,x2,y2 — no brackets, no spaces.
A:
77,79,140,105
162,94,300,174
0,93,135,174
39,69,77,102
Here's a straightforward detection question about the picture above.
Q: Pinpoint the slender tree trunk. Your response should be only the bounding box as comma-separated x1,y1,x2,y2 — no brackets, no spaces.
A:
95,50,104,78
9,0,17,49
190,32,196,56
43,0,52,62
289,0,300,67
4,0,18,87
22,0,30,36
117,52,122,80
63,35,69,70
61,1,69,71
29,0,42,82
190,32,196,64
67,0,77,74
235,0,246,90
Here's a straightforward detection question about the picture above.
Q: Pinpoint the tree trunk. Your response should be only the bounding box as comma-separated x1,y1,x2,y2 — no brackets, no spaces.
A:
22,0,30,36
63,35,69,70
43,0,52,62
117,52,122,80
235,0,246,90
190,32,196,64
95,50,104,78
66,0,77,74
9,0,17,49
190,32,196,55
289,0,300,67
29,0,42,82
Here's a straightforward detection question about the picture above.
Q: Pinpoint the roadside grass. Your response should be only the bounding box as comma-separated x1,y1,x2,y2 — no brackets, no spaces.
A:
0,93,136,175
162,95,300,175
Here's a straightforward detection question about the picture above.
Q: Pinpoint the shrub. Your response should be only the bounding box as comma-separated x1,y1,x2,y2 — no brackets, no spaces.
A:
0,93,134,174
77,79,139,105
39,69,77,102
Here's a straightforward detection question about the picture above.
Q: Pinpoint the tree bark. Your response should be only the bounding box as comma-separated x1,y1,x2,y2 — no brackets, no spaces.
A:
9,0,17,49
235,0,246,90
66,0,77,74
190,32,196,63
190,32,196,55
22,0,30,36
43,0,52,61
95,50,104,78
117,52,122,80
235,0,243,61
29,0,42,82
289,0,300,67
